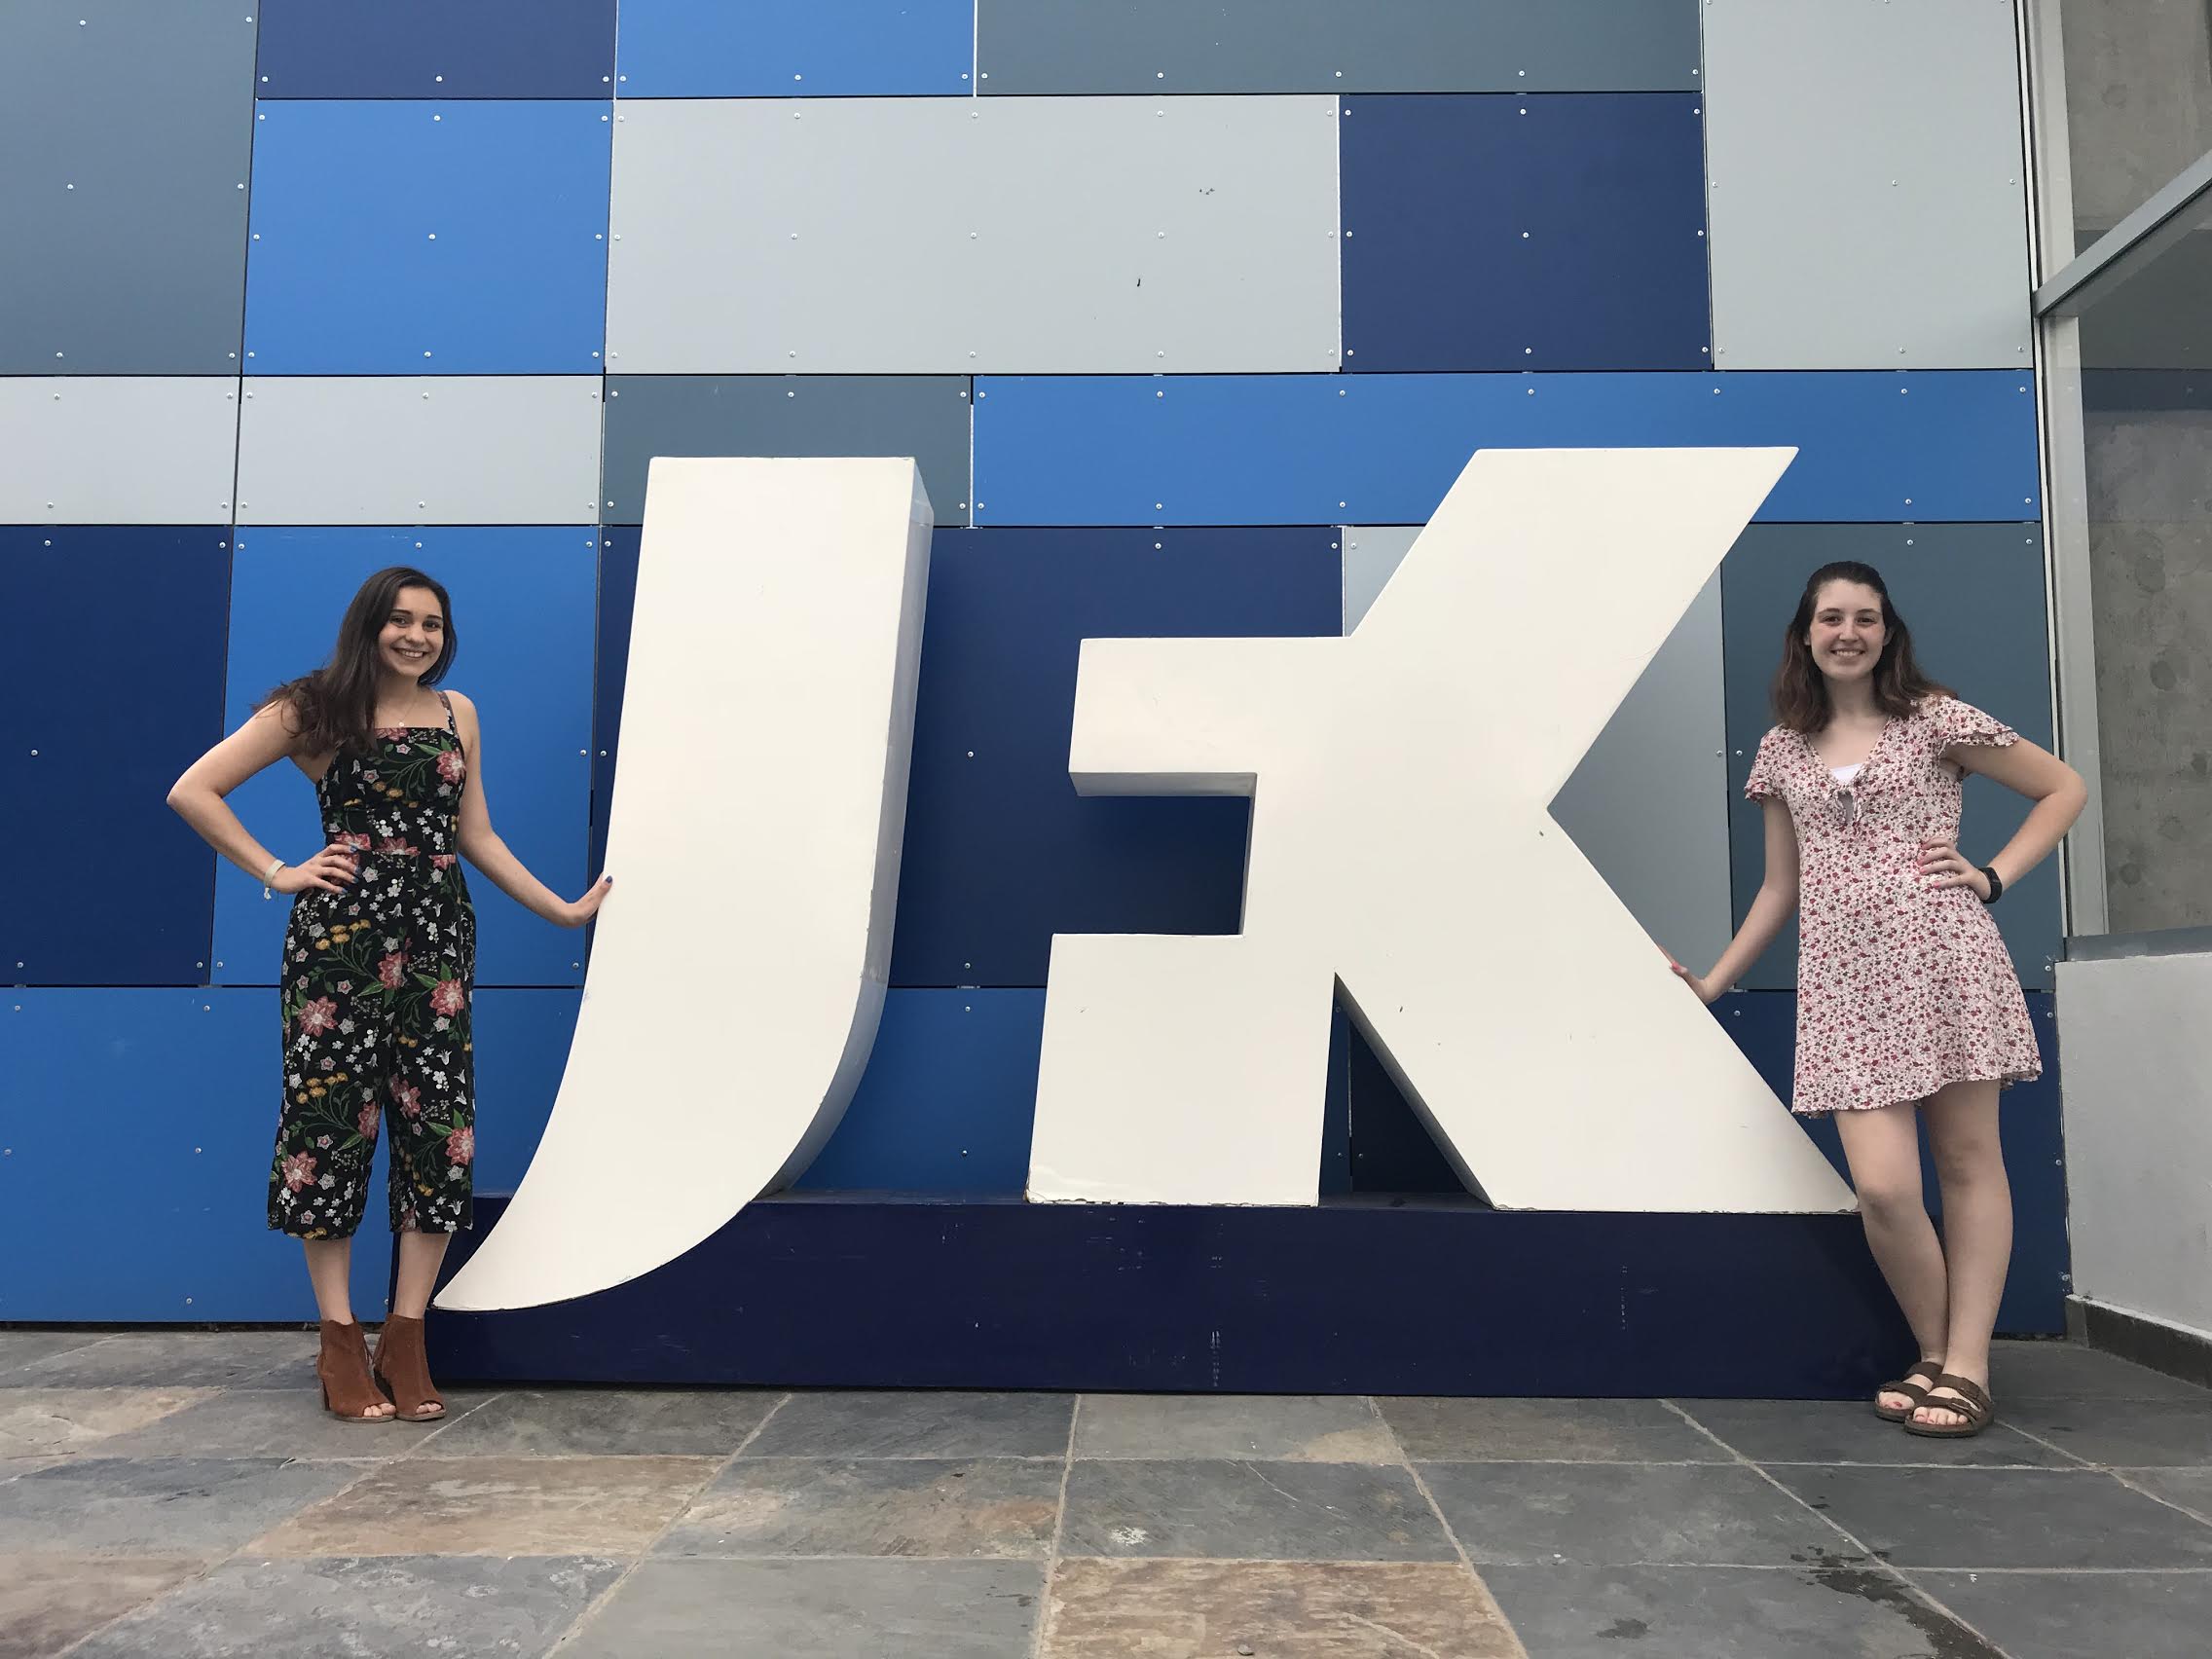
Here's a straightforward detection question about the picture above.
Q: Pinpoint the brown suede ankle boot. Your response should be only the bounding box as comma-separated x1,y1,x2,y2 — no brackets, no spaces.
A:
316,1320,394,1422
372,1313,445,1421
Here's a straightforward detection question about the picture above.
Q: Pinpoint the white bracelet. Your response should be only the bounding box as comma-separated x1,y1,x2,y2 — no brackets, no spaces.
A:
261,858,286,900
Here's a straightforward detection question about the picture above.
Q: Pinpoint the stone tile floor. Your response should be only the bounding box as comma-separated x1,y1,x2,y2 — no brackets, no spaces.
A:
2,1331,2208,1657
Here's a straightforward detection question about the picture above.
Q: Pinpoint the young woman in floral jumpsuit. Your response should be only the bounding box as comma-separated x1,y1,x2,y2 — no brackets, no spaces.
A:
1671,562,2083,1440
169,567,611,1421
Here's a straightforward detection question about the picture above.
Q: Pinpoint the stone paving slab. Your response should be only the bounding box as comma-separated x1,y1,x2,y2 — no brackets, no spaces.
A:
0,1553,204,1659
1073,1394,1399,1462
659,1456,1061,1559
248,1455,719,1559
556,1558,1045,1658
0,1457,361,1559
1380,1396,1726,1463
1060,1459,1454,1563
1039,1558,1525,1657
414,1386,780,1458
1677,1398,2073,1468
741,1391,1075,1460
15,1333,317,1390
1421,1461,1840,1567
66,1554,625,1659
0,1387,214,1456
1911,1567,2212,1659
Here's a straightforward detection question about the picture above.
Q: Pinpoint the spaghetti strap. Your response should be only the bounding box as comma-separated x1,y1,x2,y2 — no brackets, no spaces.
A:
436,688,457,734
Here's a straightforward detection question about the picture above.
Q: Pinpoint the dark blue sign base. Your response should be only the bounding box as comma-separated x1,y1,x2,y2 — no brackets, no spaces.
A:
424,1193,1912,1399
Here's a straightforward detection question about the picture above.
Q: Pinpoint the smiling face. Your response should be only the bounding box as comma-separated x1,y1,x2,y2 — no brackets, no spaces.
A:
378,585,446,682
1807,578,1887,687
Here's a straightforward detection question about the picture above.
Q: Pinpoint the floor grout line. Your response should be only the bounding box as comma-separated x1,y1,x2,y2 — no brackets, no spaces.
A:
1367,1394,1532,1659
1027,1393,1082,1658
1659,1398,2031,1659
544,1390,792,1657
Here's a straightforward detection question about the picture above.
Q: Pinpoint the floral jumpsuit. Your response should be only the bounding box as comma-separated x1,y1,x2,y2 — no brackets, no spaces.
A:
268,692,476,1238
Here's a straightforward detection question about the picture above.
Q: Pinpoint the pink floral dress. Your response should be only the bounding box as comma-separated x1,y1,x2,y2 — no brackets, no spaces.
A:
1745,696,2041,1116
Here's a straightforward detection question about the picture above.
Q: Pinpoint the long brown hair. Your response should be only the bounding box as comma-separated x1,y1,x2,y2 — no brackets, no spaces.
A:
263,567,457,756
1770,561,1947,733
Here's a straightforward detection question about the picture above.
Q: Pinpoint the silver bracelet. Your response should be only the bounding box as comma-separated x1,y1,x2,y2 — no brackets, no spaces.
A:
262,857,286,900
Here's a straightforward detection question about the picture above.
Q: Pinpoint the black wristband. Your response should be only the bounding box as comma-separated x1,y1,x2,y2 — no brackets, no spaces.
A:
1979,866,2004,904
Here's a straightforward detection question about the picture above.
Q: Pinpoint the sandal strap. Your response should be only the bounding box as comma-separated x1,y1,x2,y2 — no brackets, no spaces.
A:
1922,1374,1993,1421
1883,1359,1945,1394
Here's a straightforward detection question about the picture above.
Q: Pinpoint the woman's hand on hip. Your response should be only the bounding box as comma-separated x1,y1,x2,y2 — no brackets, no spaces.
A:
273,843,358,895
1919,839,1990,899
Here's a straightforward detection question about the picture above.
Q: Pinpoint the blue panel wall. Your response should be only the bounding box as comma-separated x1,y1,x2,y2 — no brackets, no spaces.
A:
211,528,596,989
6,9,2068,1334
973,372,2041,526
254,1,617,99
1343,95,1711,370
890,528,1342,986
244,101,611,374
1,527,230,984
614,0,975,96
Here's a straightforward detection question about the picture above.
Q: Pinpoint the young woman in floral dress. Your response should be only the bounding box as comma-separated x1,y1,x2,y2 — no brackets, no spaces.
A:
169,567,610,1421
1673,562,2083,1436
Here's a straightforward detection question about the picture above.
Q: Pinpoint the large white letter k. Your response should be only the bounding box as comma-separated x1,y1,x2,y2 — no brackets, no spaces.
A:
1027,448,1855,1214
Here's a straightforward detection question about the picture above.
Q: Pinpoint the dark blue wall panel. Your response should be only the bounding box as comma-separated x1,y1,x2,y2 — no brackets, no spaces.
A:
887,527,1342,986
429,1193,1918,1397
1719,523,2057,991
244,100,610,374
1,527,230,984
615,0,974,95
794,990,1046,1195
973,372,2042,526
254,1,617,98
1720,990,2066,1336
211,527,597,989
589,528,640,881
1343,94,1710,370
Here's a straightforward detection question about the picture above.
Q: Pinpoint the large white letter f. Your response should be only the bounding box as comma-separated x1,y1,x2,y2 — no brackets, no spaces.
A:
1027,448,1855,1214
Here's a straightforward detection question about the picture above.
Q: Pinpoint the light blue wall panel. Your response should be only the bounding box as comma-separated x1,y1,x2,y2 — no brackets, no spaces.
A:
0,1,256,374
605,96,1339,374
615,0,974,96
974,373,2041,526
1719,523,2056,992
1342,93,1711,370
1705,0,2031,369
0,991,386,1320
245,101,611,374
210,528,597,990
255,0,617,99
977,0,1702,93
235,377,606,526
602,376,973,527
794,990,1047,1195
0,378,240,524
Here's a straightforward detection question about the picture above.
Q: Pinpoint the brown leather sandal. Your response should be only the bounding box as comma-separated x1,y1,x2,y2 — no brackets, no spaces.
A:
1903,1374,1995,1438
316,1319,395,1422
371,1313,446,1421
1874,1357,1946,1422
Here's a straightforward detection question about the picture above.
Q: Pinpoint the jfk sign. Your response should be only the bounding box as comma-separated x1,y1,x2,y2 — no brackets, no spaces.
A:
438,451,1852,1313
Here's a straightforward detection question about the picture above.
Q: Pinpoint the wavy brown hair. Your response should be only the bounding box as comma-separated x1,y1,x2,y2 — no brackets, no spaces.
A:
262,567,456,756
1771,561,1948,733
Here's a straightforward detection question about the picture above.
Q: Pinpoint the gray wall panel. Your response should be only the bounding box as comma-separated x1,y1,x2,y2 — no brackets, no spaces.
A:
0,379,240,524
606,97,1340,374
235,377,604,525
1346,526,1735,973
978,0,1701,93
604,376,973,526
1706,1,2032,369
0,2,257,374
1720,524,2057,991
